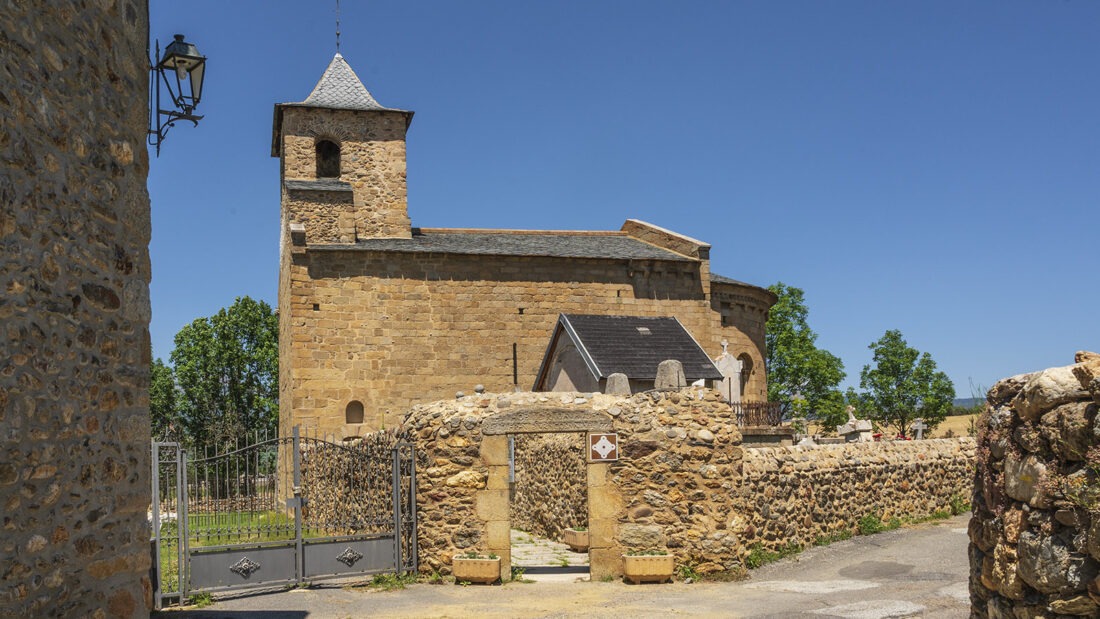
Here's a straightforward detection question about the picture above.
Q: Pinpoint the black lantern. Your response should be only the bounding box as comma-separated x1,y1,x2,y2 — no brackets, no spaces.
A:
148,34,207,155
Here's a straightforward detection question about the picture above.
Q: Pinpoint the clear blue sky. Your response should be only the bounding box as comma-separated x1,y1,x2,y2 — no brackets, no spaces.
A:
149,1,1100,395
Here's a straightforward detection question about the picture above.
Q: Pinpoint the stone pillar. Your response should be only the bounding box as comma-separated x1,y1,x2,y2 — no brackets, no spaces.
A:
1,2,153,617
478,435,511,580
587,462,623,580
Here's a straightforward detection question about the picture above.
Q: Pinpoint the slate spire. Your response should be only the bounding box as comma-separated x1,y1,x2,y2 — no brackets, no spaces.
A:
300,53,396,111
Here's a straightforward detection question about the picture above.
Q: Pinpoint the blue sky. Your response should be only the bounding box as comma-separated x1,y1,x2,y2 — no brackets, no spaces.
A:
149,1,1100,395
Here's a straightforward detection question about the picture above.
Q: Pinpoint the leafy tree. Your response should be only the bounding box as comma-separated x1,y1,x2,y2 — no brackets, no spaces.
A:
170,296,278,451
857,329,955,437
766,283,847,428
150,356,180,442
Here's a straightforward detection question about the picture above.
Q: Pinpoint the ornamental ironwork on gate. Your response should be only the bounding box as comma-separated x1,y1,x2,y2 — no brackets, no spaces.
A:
150,427,416,608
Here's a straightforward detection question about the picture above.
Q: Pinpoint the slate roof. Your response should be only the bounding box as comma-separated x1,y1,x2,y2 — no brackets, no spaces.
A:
272,54,412,157
284,179,353,193
550,314,723,382
710,273,752,286
299,53,403,112
710,273,778,300
310,229,695,262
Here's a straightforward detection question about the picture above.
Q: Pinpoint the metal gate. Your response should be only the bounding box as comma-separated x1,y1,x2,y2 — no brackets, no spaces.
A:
151,427,416,608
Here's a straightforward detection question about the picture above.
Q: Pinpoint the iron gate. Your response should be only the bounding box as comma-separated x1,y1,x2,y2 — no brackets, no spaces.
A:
151,427,416,608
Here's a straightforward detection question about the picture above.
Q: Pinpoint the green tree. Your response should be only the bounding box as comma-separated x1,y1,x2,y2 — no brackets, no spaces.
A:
766,283,847,427
170,296,279,451
150,356,180,442
857,329,955,437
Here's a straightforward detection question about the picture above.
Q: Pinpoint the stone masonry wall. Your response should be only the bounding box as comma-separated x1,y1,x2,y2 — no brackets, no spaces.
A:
511,433,588,541
280,107,412,242
1,2,152,616
284,248,773,436
969,352,1100,617
401,389,976,579
738,439,975,553
402,388,747,576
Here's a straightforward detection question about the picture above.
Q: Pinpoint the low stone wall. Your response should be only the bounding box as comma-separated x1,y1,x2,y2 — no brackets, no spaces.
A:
511,433,587,541
738,439,975,552
969,352,1100,617
401,388,746,576
299,430,407,532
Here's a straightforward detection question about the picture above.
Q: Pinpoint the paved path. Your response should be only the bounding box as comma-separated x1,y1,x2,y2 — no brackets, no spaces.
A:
510,529,589,583
157,514,971,619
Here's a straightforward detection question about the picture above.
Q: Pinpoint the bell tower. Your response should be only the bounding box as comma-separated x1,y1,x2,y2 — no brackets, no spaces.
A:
272,53,414,243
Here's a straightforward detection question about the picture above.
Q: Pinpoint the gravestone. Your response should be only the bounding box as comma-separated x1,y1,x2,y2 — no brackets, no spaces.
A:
911,419,927,440
655,359,686,389
605,373,631,396
713,340,743,403
836,406,874,442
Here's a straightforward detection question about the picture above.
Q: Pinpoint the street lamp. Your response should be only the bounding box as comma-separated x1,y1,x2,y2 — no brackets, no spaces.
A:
148,34,206,155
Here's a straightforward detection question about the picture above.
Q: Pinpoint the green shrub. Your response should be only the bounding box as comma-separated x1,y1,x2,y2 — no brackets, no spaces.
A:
813,529,852,546
949,494,971,515
858,514,886,535
744,541,802,569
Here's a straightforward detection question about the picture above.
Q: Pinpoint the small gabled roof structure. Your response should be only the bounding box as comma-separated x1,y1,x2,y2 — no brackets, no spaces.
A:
534,314,723,391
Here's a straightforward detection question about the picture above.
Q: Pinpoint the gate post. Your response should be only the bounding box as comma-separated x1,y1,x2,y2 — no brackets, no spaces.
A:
292,426,304,586
178,449,189,602
392,445,402,573
150,443,162,609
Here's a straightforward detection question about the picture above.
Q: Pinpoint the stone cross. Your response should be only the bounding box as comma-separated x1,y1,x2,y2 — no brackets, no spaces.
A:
911,419,927,440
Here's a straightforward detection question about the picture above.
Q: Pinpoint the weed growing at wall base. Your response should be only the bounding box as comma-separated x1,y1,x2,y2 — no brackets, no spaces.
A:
745,541,803,569
857,514,901,535
813,529,852,546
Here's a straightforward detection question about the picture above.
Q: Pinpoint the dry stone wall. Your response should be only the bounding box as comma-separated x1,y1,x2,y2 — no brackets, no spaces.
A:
970,352,1100,617
401,388,978,579
402,388,748,575
511,433,588,540
1,1,152,616
738,439,975,552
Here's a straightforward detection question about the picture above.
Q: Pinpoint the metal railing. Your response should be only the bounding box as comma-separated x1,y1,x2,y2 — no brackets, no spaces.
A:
732,401,783,427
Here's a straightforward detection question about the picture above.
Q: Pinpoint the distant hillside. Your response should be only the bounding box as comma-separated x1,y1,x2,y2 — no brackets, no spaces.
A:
952,397,983,411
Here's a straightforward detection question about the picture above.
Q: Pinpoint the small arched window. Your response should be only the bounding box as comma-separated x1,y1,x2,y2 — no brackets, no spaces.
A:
316,139,341,178
345,400,364,424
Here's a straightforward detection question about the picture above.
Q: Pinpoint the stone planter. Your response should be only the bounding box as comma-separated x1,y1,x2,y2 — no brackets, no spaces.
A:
622,554,675,584
452,556,501,584
563,528,589,552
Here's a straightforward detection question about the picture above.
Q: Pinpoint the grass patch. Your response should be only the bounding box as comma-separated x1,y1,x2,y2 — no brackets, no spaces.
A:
508,565,533,583
857,514,900,535
745,541,802,569
813,529,852,546
188,592,214,608
676,563,701,582
364,572,417,591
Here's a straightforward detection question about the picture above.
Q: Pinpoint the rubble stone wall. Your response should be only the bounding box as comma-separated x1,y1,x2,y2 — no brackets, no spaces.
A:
510,433,588,541
969,352,1100,617
402,388,747,576
738,439,975,552
0,1,152,616
401,389,978,579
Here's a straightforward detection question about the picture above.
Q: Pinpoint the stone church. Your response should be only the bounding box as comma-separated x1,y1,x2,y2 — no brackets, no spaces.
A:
274,54,777,437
